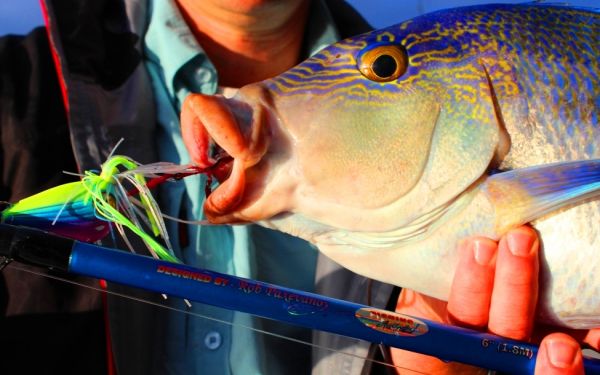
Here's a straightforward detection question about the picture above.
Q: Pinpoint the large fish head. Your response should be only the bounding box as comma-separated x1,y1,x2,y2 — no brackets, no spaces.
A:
181,11,509,238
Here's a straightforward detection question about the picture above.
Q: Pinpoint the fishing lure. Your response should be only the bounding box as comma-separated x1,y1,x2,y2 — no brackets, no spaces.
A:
0,154,210,264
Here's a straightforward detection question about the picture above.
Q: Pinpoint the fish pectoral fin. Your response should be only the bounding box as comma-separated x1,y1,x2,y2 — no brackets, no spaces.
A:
482,159,600,233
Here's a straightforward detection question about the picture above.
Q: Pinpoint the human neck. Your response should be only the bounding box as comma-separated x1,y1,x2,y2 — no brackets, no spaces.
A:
175,0,310,88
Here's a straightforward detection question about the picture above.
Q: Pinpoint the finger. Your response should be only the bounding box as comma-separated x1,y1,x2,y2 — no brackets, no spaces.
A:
584,328,600,351
181,94,248,166
534,333,584,375
392,290,484,374
447,237,497,329
488,226,539,340
181,94,213,167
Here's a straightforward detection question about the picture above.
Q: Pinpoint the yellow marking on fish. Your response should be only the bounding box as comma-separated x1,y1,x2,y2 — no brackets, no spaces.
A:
405,35,446,50
399,20,412,30
410,46,461,65
448,84,479,104
376,32,396,42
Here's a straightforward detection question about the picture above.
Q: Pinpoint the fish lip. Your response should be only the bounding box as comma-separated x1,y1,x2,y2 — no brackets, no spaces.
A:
181,87,272,223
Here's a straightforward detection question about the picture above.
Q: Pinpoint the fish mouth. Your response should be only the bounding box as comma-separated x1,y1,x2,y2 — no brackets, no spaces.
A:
181,85,272,223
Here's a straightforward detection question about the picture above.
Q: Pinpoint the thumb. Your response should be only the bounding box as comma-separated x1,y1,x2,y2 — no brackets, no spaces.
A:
535,333,584,375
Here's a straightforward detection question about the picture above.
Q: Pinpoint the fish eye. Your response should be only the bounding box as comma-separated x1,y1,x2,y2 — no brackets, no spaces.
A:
357,44,408,82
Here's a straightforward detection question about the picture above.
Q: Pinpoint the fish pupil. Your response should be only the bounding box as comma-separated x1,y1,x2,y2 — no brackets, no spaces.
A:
372,55,397,79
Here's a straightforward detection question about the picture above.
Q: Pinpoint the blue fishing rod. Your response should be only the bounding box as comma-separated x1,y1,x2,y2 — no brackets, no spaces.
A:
0,223,598,374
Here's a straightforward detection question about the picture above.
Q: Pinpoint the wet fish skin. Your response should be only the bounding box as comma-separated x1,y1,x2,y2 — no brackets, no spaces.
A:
180,4,600,328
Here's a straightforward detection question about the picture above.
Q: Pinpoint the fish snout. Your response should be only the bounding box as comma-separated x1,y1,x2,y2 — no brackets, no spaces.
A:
180,88,272,222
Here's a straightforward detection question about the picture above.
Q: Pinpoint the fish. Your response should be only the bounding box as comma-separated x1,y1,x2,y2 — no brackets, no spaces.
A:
180,4,600,329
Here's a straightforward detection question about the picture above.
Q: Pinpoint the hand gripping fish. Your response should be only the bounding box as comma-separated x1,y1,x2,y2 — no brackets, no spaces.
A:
180,4,600,329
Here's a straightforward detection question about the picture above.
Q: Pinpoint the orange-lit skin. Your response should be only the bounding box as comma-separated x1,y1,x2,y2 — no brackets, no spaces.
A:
393,228,595,374
175,0,309,87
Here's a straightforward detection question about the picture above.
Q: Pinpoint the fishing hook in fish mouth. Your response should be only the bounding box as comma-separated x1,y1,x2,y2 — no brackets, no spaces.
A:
181,87,271,223
203,155,234,197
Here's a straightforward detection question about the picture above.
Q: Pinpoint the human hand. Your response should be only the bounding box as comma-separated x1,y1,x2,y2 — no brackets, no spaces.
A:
391,226,597,374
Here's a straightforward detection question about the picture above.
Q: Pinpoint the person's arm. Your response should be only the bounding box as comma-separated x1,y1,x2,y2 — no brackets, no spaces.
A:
392,226,595,374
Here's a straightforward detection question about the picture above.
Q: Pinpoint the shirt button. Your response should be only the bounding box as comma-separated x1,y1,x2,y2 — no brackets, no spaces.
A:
204,331,222,350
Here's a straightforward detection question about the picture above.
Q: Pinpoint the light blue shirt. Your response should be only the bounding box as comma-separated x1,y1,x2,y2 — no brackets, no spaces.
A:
143,0,340,373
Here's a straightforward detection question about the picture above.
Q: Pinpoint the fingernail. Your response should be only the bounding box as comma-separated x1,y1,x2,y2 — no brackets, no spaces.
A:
507,229,537,257
547,338,579,368
473,239,495,266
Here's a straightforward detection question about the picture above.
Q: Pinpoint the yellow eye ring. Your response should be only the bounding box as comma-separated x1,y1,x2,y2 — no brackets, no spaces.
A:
358,44,408,82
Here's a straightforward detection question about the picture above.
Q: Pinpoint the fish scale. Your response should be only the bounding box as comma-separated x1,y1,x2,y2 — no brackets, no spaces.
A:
180,4,600,328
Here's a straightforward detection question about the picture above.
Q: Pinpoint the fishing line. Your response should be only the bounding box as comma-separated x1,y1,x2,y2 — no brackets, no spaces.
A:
0,155,429,373
0,156,417,372
129,196,213,226
5,262,425,374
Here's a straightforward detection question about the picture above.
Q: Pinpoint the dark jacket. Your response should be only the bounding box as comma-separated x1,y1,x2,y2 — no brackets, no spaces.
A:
0,1,394,374
0,26,107,375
